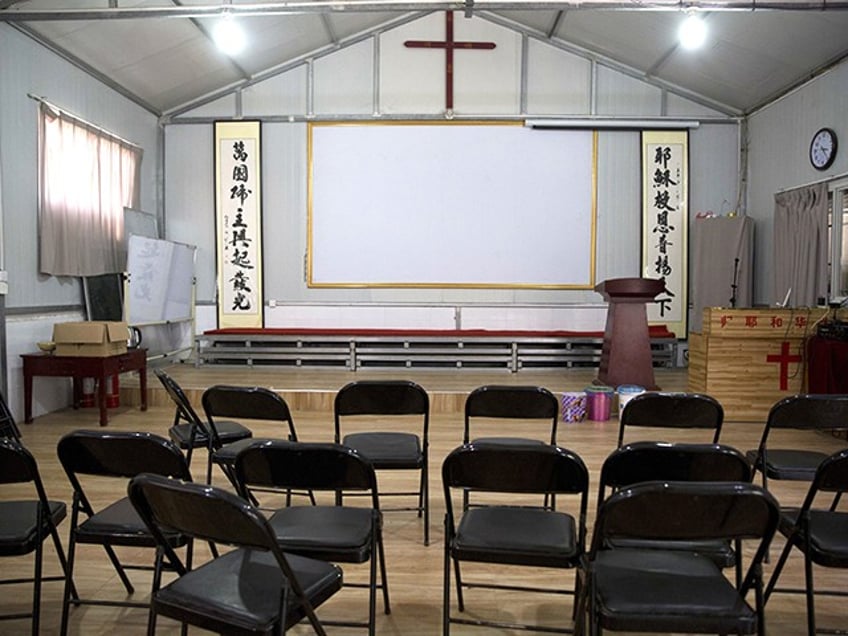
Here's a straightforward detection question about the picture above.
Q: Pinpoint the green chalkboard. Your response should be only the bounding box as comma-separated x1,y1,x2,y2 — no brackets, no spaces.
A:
83,273,124,321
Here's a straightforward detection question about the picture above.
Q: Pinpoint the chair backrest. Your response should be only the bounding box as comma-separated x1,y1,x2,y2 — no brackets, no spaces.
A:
801,447,848,505
203,385,296,440
463,385,559,444
757,394,848,447
236,440,378,501
0,439,50,505
591,480,779,592
154,368,209,432
58,430,191,480
0,390,21,440
443,442,588,506
598,441,752,510
129,472,278,553
617,392,723,446
58,430,191,513
334,380,429,438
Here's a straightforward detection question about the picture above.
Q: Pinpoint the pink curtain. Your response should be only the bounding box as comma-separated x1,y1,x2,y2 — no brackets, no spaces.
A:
38,102,142,276
773,183,828,307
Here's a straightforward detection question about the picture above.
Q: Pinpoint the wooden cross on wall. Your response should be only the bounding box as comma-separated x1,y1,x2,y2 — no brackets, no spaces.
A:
404,11,496,112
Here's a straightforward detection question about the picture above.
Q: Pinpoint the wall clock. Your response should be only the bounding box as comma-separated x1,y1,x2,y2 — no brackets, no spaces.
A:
810,127,837,171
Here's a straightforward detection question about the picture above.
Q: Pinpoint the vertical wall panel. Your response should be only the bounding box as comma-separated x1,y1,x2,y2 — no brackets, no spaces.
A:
380,12,447,114
525,39,591,115
314,39,374,115
164,125,216,300
243,68,308,117
595,65,662,116
180,94,237,119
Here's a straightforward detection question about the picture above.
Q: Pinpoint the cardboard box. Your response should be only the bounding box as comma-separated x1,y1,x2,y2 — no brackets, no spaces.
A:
53,321,128,357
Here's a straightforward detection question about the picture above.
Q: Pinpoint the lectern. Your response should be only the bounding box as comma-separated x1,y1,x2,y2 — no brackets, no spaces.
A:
595,277,666,390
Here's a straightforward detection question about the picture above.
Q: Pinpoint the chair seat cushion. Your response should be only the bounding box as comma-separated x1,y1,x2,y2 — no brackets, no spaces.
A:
268,506,376,563
169,420,251,449
592,548,757,633
154,548,342,634
342,432,422,468
747,449,828,480
0,500,66,555
779,508,848,567
75,497,182,548
452,506,577,568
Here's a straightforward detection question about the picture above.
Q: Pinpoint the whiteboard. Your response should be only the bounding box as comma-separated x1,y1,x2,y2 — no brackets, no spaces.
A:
308,123,596,288
126,235,195,325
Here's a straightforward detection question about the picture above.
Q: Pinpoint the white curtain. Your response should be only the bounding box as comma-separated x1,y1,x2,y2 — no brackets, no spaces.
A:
773,183,828,307
38,102,142,276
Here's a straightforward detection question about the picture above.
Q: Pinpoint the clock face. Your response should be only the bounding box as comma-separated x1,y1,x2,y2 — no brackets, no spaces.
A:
810,128,837,171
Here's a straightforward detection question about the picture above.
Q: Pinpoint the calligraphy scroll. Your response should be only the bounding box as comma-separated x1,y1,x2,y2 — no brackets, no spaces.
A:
641,130,688,337
214,120,263,328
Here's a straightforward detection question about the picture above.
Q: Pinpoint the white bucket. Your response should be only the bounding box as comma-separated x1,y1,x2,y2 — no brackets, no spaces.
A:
617,384,645,419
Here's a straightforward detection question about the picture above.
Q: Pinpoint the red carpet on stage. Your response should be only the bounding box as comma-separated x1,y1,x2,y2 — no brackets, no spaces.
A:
204,326,677,339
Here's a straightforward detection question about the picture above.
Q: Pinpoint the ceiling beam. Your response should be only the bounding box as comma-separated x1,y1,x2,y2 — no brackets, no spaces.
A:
171,0,252,80
1,0,847,22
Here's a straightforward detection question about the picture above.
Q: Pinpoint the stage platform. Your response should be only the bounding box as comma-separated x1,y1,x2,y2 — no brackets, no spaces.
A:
196,327,680,372
123,362,690,415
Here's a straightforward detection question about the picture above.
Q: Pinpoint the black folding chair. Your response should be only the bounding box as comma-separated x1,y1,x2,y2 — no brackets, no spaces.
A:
583,480,779,636
765,447,848,636
154,368,252,483
128,472,343,635
0,438,74,635
598,441,752,586
616,391,723,447
746,394,848,494
56,430,193,635
442,442,589,634
236,440,389,636
334,380,430,545
464,385,559,446
203,384,308,501
463,385,560,510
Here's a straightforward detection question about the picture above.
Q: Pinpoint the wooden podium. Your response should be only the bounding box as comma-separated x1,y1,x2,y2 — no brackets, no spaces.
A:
595,277,666,390
689,306,846,421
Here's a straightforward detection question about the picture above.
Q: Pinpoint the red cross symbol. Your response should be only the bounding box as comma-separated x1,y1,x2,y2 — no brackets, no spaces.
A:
766,341,802,391
404,11,496,112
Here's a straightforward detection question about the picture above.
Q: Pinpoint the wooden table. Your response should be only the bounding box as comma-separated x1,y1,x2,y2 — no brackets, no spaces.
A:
21,348,147,426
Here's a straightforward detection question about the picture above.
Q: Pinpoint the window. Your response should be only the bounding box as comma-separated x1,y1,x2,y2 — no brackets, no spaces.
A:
38,102,142,277
827,181,848,303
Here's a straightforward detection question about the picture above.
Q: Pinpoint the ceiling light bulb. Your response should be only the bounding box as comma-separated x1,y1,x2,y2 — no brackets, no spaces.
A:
213,14,246,56
678,14,707,50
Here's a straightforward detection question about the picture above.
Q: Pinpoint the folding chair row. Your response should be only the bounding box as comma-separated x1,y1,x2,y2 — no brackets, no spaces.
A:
156,371,564,549
445,391,848,636
155,370,430,544
442,440,768,635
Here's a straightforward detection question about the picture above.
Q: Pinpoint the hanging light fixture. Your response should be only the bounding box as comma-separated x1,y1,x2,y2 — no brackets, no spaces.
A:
678,13,707,50
213,10,246,56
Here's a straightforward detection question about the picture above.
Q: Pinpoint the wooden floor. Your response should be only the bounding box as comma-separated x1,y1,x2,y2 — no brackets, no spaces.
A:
4,364,847,635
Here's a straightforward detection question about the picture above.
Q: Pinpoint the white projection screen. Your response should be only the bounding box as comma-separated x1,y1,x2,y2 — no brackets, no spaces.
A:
308,122,596,288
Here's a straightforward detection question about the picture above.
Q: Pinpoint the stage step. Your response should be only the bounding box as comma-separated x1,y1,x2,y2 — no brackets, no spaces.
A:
119,364,689,415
